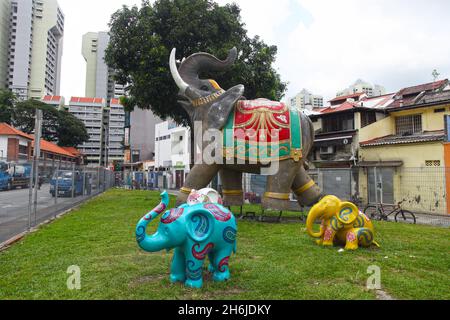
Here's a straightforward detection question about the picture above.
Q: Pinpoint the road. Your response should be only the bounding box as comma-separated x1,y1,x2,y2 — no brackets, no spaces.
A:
0,184,98,244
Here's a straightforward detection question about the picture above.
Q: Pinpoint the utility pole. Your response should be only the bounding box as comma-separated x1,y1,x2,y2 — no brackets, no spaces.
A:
32,109,42,226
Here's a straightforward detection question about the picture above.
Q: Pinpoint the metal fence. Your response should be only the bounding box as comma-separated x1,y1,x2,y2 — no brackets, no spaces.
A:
0,157,115,246
115,166,450,226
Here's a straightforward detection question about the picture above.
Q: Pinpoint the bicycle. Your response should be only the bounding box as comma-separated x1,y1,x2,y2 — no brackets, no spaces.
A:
363,200,416,224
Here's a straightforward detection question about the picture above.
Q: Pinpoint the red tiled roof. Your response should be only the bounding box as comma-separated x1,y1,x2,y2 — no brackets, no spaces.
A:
329,92,365,103
360,130,445,147
42,95,62,102
319,101,359,114
0,123,77,158
388,79,449,109
70,97,104,104
397,80,447,97
0,123,33,140
32,140,77,158
61,146,82,157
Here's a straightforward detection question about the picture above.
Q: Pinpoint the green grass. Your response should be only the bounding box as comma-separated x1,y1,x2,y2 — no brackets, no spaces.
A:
0,189,448,300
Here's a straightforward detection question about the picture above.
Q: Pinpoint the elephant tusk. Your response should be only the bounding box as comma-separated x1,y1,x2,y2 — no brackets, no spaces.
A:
170,48,189,94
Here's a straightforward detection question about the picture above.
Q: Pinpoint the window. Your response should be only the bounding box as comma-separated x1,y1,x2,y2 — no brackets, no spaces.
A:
322,113,354,133
434,108,446,113
361,111,377,128
395,114,422,136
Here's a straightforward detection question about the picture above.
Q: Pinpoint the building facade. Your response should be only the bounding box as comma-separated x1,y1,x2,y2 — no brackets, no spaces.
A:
82,31,124,102
106,98,125,164
337,79,385,98
0,0,11,89
41,94,64,109
358,80,450,214
4,0,64,100
290,89,324,110
68,97,105,166
154,120,190,189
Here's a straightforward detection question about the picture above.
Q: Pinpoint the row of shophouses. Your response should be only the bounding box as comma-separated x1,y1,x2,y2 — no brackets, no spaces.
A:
127,78,450,215
308,79,450,215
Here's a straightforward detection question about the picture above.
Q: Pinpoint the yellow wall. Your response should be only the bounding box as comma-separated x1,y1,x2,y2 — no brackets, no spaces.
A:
392,104,450,131
359,116,394,143
360,142,444,167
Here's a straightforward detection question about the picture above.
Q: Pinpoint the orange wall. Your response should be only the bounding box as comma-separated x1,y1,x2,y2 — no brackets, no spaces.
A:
444,143,450,214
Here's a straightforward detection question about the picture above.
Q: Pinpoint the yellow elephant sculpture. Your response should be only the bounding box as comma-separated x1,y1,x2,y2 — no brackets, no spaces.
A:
306,195,380,250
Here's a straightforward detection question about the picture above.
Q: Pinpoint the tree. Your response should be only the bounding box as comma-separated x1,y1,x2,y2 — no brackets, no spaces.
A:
0,89,17,124
105,0,287,125
57,111,90,147
12,99,89,147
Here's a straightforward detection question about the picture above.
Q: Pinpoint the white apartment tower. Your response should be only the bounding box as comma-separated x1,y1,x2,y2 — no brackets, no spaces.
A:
337,79,386,98
3,0,64,99
290,89,324,110
0,0,11,89
68,97,106,166
82,31,124,101
106,98,126,164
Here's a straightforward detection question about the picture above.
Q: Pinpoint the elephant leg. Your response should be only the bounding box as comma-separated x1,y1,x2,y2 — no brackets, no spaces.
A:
292,165,322,207
315,221,327,246
184,241,207,288
219,169,243,206
211,247,233,282
322,223,337,246
169,247,186,283
177,164,220,206
344,229,360,250
262,160,301,211
208,251,216,273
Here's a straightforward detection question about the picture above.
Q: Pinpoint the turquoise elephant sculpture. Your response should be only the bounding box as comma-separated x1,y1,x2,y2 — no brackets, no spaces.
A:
136,191,237,289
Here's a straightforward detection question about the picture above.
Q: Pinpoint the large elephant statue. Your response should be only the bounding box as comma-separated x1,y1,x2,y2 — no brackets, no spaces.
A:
306,195,379,250
135,191,237,289
170,48,322,211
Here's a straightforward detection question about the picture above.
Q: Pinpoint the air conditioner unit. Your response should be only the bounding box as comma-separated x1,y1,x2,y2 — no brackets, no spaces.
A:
320,146,335,155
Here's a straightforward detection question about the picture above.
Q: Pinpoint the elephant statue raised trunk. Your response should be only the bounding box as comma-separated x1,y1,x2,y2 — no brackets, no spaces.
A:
136,190,237,289
170,48,323,211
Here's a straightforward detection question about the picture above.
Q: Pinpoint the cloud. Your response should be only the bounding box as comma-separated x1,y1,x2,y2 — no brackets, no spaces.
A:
59,0,450,105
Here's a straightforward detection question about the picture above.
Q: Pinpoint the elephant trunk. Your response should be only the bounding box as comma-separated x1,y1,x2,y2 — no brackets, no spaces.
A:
306,202,325,239
136,192,170,252
178,48,237,87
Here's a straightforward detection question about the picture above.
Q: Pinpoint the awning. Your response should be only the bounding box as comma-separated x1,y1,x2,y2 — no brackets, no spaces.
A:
314,135,353,147
357,161,403,168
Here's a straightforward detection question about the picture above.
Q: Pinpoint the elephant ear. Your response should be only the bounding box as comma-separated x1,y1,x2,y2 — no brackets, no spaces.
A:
186,209,215,242
207,84,245,130
337,202,359,225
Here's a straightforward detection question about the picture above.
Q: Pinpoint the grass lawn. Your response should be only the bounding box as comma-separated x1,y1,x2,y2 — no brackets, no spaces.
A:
0,189,448,300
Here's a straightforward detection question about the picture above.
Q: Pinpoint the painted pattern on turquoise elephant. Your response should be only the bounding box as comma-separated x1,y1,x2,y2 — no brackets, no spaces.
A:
135,192,237,289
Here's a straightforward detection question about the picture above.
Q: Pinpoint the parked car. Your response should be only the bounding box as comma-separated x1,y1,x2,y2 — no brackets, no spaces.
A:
50,170,83,197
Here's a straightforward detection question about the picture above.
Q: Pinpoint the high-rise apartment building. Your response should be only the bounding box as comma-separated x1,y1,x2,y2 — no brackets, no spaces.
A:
4,0,64,100
0,0,11,89
290,89,324,110
68,97,106,166
106,98,125,164
337,79,385,98
82,31,124,101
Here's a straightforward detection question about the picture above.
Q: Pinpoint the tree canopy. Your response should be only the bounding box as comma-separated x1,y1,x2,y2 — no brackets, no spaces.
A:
0,90,89,147
0,89,17,124
105,0,287,125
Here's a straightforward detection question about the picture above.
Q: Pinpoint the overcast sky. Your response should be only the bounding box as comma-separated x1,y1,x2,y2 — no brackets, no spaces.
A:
59,0,450,103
